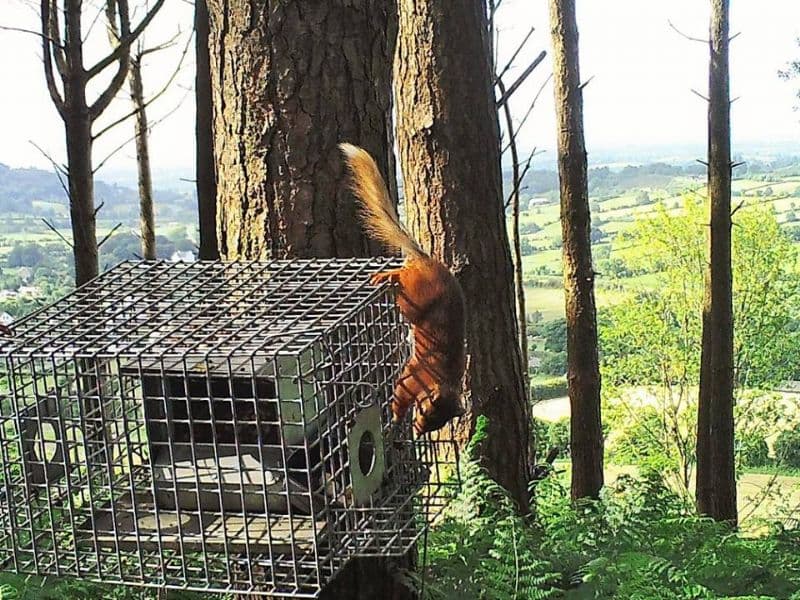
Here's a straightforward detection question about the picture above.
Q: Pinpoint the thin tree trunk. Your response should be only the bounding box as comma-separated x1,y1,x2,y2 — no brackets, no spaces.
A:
696,0,737,525
195,0,218,260
129,57,156,260
548,0,603,500
497,79,530,400
395,0,530,510
65,103,99,287
207,1,411,597
42,0,164,285
63,2,98,287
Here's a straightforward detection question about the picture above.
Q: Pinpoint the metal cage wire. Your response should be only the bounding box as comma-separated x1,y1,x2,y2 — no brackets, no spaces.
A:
0,259,460,598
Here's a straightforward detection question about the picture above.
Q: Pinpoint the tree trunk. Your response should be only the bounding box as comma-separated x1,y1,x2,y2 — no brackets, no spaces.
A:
395,0,530,510
195,0,219,260
696,0,737,525
65,103,99,287
62,1,98,287
548,0,603,500
207,1,412,597
129,57,156,261
497,79,530,403
208,0,396,260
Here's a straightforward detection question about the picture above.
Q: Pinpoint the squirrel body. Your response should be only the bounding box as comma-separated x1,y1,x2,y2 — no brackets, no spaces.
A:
339,143,466,434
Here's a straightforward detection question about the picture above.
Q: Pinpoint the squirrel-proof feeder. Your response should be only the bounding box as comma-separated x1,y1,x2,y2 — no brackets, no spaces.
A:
0,259,459,598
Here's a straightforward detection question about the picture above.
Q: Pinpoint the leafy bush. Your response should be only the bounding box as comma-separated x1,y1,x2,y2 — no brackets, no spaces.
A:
537,350,566,376
606,405,671,469
737,431,771,468
533,418,570,459
425,434,800,599
531,377,567,401
775,429,800,469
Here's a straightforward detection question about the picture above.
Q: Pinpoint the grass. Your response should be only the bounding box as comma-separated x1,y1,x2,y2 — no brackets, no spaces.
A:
524,285,630,321
511,172,800,308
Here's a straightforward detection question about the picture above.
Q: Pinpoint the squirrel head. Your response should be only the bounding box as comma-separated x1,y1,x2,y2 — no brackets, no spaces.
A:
413,383,464,435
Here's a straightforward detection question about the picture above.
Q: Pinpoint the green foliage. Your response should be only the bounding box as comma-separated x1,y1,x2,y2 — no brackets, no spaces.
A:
422,416,561,599
6,244,45,268
537,351,567,376
602,197,800,390
537,318,567,353
775,429,800,469
533,418,570,459
426,452,800,600
531,377,567,400
737,431,771,468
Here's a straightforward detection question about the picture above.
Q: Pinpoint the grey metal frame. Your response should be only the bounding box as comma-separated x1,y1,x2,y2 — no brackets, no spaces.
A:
0,259,460,598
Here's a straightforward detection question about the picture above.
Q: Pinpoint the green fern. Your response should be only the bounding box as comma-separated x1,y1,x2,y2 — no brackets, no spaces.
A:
424,416,800,600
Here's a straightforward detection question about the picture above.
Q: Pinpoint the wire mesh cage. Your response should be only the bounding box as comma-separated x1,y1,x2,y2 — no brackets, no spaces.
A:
0,259,460,598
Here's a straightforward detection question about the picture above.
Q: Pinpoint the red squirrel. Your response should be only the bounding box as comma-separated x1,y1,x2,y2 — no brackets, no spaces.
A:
339,143,466,435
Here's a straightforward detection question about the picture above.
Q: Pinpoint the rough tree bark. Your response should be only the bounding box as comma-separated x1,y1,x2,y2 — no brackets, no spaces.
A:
207,0,396,260
195,0,219,260
128,55,156,260
39,0,164,286
395,0,531,509
696,0,737,525
206,2,412,597
548,0,604,500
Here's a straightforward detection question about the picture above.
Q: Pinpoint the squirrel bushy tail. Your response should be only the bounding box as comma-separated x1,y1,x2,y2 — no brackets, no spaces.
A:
339,143,426,260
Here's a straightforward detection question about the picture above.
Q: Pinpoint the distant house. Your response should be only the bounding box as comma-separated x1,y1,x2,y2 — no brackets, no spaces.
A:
527,197,552,209
170,250,196,263
0,291,18,301
17,286,41,297
0,312,12,326
17,267,33,282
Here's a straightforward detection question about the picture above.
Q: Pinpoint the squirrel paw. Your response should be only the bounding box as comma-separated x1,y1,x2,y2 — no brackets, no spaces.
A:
370,269,401,287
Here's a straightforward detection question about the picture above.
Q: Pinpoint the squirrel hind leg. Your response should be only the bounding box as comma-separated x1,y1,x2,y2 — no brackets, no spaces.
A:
390,367,419,423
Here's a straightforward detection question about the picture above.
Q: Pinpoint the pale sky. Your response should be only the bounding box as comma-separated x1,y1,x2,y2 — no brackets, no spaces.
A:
0,0,799,185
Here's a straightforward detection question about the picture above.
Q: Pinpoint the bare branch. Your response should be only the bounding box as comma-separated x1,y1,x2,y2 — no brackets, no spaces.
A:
578,74,595,91
46,1,68,78
731,160,745,169
29,140,67,176
93,87,191,173
28,140,69,197
690,88,710,102
494,26,535,85
93,29,193,140
94,200,106,217
98,223,124,248
89,0,135,121
40,0,65,117
729,31,741,42
0,24,63,48
505,147,544,209
668,19,708,44
730,198,746,217
41,218,73,249
502,73,552,155
83,1,109,43
138,28,183,57
86,0,165,80
496,50,546,108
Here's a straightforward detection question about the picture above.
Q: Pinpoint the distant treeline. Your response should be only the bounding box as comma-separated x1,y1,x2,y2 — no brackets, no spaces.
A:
508,155,800,199
0,163,196,221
